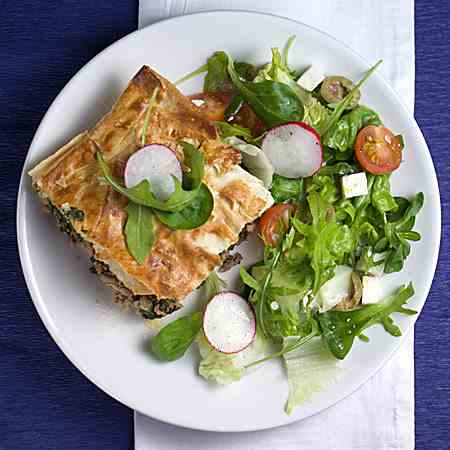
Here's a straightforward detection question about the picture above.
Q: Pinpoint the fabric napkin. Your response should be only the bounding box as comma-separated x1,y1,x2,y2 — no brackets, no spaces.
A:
136,1,415,449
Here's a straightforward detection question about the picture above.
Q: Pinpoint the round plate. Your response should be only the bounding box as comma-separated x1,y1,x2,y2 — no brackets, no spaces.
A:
17,11,440,432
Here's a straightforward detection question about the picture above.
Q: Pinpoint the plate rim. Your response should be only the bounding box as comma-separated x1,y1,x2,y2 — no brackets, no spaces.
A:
16,9,442,432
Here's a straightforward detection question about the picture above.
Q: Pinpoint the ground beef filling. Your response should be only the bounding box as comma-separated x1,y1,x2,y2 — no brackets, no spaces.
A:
219,222,257,272
41,192,257,319
89,258,182,319
42,196,181,319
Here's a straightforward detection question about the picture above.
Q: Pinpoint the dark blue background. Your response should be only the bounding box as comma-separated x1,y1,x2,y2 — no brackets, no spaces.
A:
0,2,448,449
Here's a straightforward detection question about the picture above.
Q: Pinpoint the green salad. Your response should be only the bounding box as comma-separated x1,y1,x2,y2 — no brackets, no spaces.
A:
149,37,423,414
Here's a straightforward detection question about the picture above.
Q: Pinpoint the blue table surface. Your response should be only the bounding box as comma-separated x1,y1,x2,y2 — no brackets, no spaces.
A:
1,1,449,449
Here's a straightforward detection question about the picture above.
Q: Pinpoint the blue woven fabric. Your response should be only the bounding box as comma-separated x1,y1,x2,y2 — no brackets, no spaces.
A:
0,1,448,449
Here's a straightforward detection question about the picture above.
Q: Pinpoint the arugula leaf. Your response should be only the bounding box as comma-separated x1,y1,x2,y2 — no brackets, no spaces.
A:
174,63,208,86
244,231,313,342
256,247,283,337
271,175,303,203
323,105,382,152
227,54,304,127
124,203,155,264
97,141,208,214
240,266,260,291
379,192,424,273
319,60,383,137
384,241,410,273
318,283,416,359
151,312,202,361
155,183,214,230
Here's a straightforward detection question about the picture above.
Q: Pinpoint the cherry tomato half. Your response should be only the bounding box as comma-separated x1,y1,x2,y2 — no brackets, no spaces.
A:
259,203,296,247
354,125,403,174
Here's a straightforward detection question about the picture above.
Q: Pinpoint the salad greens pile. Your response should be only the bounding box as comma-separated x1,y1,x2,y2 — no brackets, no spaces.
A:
148,37,423,414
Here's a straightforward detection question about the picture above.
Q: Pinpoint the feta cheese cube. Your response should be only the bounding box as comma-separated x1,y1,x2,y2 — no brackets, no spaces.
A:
297,66,325,92
362,276,382,304
341,172,368,198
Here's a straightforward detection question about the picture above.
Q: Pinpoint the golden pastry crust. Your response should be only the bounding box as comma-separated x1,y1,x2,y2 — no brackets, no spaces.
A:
30,66,273,301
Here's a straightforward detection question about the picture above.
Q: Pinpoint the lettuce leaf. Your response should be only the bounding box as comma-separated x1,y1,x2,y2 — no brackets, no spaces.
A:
270,175,303,203
302,96,331,133
197,332,270,385
283,337,341,414
292,193,353,292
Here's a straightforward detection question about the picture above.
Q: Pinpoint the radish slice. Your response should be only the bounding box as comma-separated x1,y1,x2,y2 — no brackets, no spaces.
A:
262,122,322,178
124,145,182,201
203,292,256,354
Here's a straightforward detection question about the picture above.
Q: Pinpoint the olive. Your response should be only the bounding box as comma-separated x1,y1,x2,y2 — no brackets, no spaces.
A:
320,76,361,109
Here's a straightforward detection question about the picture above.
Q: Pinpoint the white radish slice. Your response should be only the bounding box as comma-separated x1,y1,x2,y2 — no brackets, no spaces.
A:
262,122,323,178
203,292,256,354
124,144,182,201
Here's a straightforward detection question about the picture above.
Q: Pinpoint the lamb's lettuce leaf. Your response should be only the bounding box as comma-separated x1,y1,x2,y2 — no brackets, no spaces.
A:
323,105,382,152
371,175,398,214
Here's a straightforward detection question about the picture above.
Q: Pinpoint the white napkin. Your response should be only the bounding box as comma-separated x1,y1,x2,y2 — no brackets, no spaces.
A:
136,2,415,449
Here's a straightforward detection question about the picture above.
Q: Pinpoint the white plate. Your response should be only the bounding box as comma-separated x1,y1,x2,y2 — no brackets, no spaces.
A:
17,11,441,432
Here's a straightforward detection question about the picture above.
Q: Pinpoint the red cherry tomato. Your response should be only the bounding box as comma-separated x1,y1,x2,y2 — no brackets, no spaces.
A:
354,125,403,174
259,203,295,247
